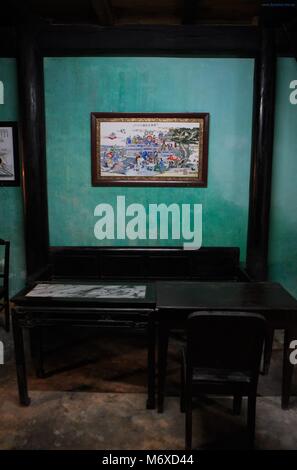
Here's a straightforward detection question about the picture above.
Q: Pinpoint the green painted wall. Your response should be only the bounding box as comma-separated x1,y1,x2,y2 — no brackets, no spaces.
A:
44,57,254,259
0,56,296,298
0,58,26,295
269,58,297,297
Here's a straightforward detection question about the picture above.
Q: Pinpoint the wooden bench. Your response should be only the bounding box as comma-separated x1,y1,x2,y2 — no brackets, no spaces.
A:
44,246,249,282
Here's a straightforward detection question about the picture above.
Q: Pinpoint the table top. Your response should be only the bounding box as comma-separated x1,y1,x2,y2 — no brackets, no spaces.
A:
12,280,156,309
156,281,297,312
13,280,297,317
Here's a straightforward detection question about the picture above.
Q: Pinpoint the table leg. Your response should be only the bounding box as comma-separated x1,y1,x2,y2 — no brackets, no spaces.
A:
282,327,296,410
157,320,169,413
146,313,156,409
4,296,10,332
262,326,274,375
12,309,31,406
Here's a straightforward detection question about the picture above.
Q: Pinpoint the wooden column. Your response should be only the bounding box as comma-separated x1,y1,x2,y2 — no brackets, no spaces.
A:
17,25,49,278
246,25,276,280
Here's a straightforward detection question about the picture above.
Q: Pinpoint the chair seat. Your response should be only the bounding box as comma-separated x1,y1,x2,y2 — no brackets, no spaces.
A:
192,368,252,384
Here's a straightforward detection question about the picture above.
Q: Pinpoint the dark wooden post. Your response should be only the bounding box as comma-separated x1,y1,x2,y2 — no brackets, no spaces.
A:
17,24,49,278
246,24,276,280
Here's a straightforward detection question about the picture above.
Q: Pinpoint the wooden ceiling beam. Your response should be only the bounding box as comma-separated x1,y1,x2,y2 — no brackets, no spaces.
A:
39,24,260,57
182,0,199,25
0,27,17,55
91,0,114,26
282,18,297,62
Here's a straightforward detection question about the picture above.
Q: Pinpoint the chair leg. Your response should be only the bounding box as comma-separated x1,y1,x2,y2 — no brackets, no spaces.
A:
157,322,169,413
233,395,242,415
247,394,256,449
185,394,192,451
180,354,185,413
262,327,274,375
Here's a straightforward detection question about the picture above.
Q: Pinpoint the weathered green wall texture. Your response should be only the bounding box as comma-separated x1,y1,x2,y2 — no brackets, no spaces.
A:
0,58,26,295
44,57,254,259
269,58,297,297
1,56,296,298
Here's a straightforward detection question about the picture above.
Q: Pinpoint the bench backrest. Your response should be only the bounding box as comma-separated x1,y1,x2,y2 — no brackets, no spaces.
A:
48,246,246,281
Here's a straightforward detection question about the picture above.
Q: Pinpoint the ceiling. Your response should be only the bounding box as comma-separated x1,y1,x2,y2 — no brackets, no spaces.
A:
1,1,296,31
2,0,263,26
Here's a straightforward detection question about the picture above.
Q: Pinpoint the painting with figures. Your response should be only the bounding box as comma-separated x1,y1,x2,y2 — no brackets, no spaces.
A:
91,113,209,187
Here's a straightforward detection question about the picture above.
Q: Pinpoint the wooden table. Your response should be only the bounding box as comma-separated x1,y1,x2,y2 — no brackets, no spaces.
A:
12,280,297,412
156,281,297,412
12,281,156,408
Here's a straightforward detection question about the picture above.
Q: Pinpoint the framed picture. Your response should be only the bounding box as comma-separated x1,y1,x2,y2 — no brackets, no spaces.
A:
91,113,209,187
0,122,20,186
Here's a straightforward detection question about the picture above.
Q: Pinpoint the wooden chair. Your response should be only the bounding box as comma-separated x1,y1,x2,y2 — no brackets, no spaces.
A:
180,311,266,450
0,239,10,332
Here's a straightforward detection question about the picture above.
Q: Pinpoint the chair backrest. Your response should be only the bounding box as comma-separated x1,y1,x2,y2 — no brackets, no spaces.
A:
186,311,266,378
0,239,10,290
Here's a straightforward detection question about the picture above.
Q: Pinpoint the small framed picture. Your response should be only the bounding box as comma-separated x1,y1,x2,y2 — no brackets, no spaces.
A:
91,113,209,187
0,122,20,186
